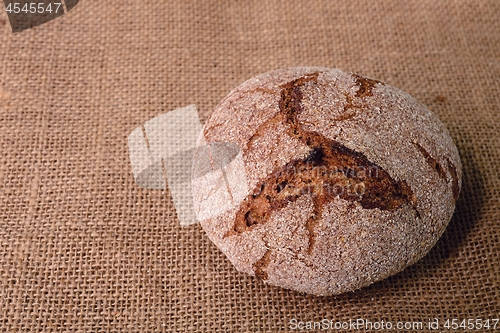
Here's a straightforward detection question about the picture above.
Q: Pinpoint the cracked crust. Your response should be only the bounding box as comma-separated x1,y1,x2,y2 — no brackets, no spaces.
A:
195,67,462,296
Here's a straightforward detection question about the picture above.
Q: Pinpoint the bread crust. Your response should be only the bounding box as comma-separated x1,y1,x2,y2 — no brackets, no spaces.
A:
195,67,462,296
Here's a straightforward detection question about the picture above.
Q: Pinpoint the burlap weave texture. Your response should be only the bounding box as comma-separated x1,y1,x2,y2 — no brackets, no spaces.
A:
0,1,498,332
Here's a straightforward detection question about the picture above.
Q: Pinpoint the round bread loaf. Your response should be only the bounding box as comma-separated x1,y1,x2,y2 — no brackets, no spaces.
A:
193,67,462,296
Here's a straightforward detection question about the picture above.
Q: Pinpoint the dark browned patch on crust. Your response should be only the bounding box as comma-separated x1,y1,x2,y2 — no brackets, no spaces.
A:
343,93,355,111
228,73,416,258
333,111,357,122
414,142,447,180
253,250,271,280
414,143,460,201
336,93,357,121
446,158,460,201
246,115,284,148
249,87,278,95
338,75,384,121
352,74,384,98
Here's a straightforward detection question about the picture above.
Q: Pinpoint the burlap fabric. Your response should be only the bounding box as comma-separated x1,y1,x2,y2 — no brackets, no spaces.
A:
0,1,498,332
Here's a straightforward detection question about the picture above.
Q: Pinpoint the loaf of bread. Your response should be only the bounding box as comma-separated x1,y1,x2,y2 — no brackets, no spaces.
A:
193,67,462,296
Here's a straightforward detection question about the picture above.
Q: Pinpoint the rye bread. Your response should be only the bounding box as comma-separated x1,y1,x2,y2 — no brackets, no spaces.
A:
194,67,462,296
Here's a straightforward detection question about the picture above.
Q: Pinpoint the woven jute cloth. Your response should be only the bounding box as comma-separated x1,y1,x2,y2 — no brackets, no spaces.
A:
0,1,499,332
